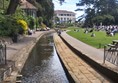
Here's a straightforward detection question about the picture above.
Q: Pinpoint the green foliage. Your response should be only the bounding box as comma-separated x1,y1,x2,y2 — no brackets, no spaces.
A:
0,15,22,37
54,17,60,24
32,0,54,27
13,9,28,22
13,9,37,30
0,5,32,37
76,0,118,26
55,22,74,28
0,0,9,13
92,16,104,24
92,15,115,25
38,17,43,24
41,22,47,28
13,9,24,19
35,17,39,28
103,15,115,25
26,16,35,29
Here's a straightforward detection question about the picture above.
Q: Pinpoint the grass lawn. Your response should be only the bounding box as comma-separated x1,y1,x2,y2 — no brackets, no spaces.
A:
66,27,118,48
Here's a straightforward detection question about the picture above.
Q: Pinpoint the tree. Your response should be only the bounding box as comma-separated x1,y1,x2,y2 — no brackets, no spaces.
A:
92,15,115,25
54,17,60,24
6,0,20,15
4,0,55,27
0,0,9,14
76,0,118,26
30,0,54,27
38,17,43,24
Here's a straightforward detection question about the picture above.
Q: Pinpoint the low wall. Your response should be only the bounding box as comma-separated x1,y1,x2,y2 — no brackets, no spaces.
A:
60,35,118,82
3,30,55,83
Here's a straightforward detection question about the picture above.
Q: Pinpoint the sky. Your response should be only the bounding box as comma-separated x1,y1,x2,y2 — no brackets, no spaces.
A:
53,0,84,18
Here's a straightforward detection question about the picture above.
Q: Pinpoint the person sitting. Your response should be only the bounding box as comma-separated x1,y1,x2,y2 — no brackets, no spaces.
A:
110,32,114,36
91,33,95,37
57,29,61,36
106,30,111,36
28,28,32,35
89,28,94,33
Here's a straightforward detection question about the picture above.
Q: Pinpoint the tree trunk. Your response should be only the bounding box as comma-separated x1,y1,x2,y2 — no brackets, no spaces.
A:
6,0,19,15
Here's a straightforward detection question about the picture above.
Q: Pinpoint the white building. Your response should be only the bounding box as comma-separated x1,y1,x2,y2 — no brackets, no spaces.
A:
54,10,76,23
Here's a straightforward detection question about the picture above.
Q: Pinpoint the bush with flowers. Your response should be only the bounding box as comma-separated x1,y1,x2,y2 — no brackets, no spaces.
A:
0,9,31,42
0,15,25,42
0,15,21,36
17,19,28,34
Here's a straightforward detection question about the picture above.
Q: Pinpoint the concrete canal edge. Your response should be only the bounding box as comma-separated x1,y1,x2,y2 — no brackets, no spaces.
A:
53,34,75,83
59,35,118,82
3,31,55,83
56,50,75,83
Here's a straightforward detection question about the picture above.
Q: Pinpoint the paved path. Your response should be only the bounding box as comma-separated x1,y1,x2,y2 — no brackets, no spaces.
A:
6,30,55,61
60,32,118,73
6,31,43,61
54,34,109,83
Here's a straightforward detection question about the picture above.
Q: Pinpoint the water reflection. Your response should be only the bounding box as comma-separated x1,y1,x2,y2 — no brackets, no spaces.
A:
21,34,69,83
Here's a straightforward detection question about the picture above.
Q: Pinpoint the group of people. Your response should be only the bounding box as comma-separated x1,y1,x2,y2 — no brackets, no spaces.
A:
95,25,118,36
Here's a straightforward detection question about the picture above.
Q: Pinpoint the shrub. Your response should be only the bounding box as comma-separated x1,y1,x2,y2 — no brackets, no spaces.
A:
0,15,22,37
27,16,35,29
41,22,47,28
35,17,39,29
38,17,43,24
17,19,28,31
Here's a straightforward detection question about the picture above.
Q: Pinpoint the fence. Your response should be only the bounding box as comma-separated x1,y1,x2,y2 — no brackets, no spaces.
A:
0,40,6,65
104,44,118,66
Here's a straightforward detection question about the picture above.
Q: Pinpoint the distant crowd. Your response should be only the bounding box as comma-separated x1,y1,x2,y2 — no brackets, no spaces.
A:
95,25,118,36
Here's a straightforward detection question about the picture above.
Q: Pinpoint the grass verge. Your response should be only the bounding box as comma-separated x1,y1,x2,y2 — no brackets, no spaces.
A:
66,27,118,48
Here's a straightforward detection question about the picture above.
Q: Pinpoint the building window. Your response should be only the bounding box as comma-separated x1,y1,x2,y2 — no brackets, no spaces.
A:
64,14,66,16
64,18,66,21
60,14,63,16
61,18,63,21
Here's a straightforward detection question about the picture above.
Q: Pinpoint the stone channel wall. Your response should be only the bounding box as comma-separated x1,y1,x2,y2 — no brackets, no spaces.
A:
3,34,44,83
3,31,55,83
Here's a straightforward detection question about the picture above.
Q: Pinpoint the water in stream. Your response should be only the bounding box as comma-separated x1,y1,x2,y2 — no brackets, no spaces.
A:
21,33,69,83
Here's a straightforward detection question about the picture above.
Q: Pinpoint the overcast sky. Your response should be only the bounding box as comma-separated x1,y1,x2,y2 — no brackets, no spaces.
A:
53,0,84,18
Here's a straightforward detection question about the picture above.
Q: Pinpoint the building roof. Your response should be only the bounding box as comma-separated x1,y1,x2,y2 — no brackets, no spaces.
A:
20,0,37,10
55,10,76,15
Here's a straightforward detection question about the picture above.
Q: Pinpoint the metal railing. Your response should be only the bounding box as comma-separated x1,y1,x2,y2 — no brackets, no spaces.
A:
0,40,6,65
104,44,118,66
